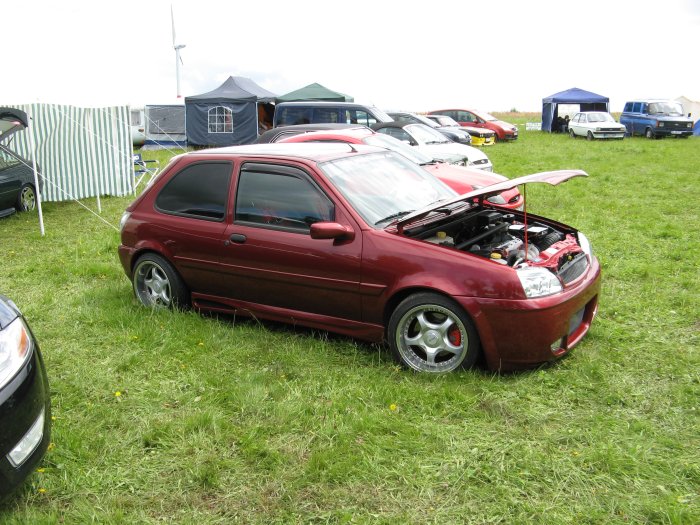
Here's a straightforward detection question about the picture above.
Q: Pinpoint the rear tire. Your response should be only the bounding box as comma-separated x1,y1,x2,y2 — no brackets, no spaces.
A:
16,184,36,212
132,253,189,309
388,293,480,373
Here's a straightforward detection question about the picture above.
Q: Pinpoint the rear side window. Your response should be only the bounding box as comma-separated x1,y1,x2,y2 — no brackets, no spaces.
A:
278,108,312,125
155,162,232,221
235,165,333,232
632,102,642,113
623,102,633,112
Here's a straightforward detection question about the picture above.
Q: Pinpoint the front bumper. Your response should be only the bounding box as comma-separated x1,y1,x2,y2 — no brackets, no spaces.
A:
0,343,51,500
456,257,601,371
593,131,625,139
654,128,693,137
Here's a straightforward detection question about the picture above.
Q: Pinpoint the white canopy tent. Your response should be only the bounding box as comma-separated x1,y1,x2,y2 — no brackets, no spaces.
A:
1,103,133,234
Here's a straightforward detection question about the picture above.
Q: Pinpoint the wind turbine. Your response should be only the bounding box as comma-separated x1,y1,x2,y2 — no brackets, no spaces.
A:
171,5,186,98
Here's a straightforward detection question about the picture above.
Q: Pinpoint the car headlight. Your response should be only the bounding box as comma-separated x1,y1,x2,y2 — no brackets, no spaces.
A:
486,194,507,204
0,317,33,389
658,121,664,128
577,231,593,259
516,266,562,298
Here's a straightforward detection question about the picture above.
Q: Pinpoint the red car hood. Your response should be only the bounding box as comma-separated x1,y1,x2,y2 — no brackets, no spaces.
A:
398,169,588,227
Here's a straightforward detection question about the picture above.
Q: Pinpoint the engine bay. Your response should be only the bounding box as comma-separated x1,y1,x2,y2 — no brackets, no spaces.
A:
411,208,587,277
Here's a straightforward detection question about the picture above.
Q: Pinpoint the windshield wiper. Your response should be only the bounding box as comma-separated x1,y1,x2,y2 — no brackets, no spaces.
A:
375,210,414,225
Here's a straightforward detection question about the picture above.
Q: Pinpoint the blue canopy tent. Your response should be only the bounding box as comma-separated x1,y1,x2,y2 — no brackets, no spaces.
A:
542,87,609,132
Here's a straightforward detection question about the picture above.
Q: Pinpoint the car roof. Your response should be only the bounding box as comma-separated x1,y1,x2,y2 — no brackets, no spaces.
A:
279,128,375,143
275,101,381,109
255,123,369,143
189,142,385,162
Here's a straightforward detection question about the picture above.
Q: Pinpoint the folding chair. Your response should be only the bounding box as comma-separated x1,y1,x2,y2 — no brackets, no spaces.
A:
133,153,159,189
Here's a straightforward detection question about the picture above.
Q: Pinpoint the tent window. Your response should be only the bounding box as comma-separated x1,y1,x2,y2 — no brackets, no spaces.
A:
208,106,233,134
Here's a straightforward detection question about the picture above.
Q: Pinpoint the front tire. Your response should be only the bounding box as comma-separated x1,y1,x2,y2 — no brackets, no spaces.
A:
645,128,655,139
132,253,189,309
388,293,480,373
16,184,36,212
569,128,576,138
586,131,594,141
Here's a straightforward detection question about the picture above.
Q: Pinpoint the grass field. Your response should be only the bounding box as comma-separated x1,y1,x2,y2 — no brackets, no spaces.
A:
1,121,698,524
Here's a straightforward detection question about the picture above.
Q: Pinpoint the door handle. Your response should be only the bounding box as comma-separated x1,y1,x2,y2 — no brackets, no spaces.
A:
227,233,247,245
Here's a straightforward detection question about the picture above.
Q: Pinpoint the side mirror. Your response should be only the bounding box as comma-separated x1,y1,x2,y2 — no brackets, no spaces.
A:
310,222,355,241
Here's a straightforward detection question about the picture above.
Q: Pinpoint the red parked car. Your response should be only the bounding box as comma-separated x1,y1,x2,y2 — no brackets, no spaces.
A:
428,109,519,141
118,143,600,373
277,127,522,210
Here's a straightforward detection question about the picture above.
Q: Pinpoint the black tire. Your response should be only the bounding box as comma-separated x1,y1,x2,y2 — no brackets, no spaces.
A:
645,128,655,139
132,253,189,309
569,128,576,139
16,183,36,212
388,292,480,373
586,131,594,141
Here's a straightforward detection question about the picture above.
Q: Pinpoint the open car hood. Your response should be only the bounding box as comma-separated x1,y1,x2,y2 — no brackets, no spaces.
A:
397,169,588,228
0,107,28,144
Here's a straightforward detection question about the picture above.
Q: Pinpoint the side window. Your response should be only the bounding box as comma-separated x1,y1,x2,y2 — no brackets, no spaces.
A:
313,108,340,123
623,102,633,112
155,162,232,221
377,127,411,142
279,108,312,125
235,166,334,232
208,106,232,133
350,110,376,126
641,103,649,114
632,102,642,113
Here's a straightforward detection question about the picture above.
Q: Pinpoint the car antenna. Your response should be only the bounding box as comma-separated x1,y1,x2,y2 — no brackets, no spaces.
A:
347,143,358,153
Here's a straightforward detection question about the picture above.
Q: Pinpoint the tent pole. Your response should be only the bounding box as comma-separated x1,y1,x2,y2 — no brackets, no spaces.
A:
27,111,45,236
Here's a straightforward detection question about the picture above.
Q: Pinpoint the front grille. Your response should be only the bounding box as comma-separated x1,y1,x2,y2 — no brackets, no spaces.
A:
558,253,588,284
663,121,691,130
601,127,622,132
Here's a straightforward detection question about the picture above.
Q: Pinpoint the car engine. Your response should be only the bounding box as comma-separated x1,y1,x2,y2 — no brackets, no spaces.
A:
416,209,588,283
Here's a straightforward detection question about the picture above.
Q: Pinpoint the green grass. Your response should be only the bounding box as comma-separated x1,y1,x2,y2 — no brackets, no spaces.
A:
1,127,698,524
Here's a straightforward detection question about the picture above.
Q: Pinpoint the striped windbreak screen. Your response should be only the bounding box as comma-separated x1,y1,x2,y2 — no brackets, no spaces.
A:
4,104,133,202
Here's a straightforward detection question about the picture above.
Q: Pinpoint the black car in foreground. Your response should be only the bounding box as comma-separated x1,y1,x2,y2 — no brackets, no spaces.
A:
0,294,50,500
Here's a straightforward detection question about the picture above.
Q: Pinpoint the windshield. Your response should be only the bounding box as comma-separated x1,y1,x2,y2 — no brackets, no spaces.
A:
475,111,497,121
587,112,615,123
363,134,434,164
648,101,684,116
435,115,460,127
319,151,455,227
406,123,450,144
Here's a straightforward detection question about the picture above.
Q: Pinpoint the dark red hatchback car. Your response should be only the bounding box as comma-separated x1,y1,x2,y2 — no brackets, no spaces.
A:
119,143,600,372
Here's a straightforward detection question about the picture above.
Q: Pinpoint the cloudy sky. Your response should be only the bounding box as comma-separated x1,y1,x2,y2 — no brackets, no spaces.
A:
4,0,699,113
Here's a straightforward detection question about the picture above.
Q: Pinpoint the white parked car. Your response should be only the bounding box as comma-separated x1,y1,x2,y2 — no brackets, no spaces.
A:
568,112,626,140
372,122,493,171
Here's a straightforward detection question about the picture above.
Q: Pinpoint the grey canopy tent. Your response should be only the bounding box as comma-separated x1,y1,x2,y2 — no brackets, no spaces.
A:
276,82,354,103
542,87,609,132
185,76,276,147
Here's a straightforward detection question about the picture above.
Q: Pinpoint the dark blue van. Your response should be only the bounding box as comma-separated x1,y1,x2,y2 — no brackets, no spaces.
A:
272,101,393,128
619,99,693,138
